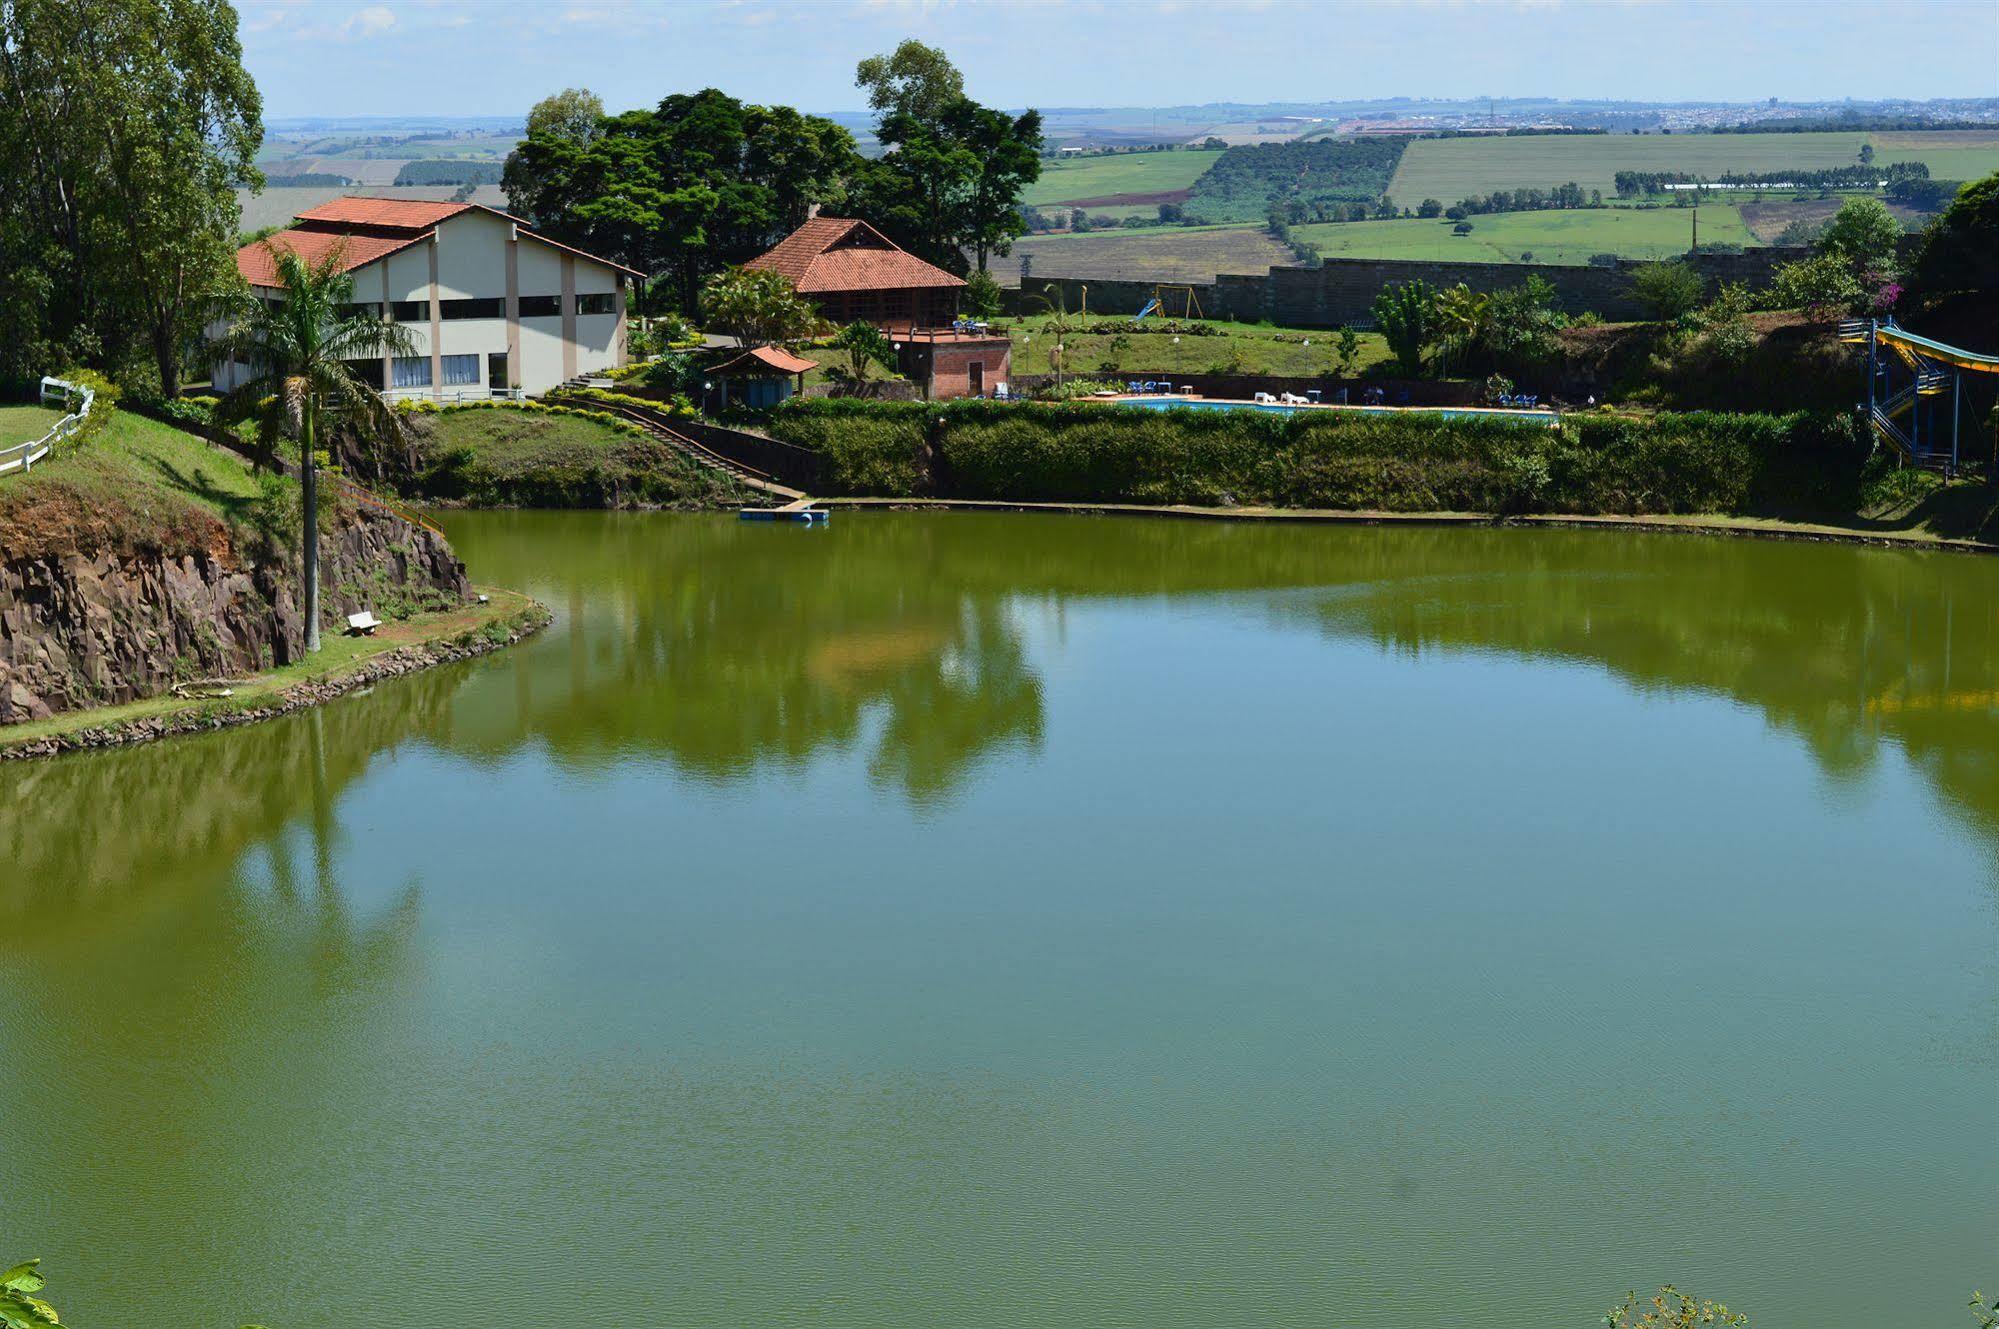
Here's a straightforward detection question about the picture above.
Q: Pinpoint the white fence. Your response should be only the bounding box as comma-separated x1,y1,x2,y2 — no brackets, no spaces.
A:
378,385,527,406
0,376,96,478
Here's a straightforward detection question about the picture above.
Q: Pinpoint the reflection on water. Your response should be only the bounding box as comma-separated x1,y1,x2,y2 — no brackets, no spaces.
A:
15,514,1998,892
1,511,1994,1329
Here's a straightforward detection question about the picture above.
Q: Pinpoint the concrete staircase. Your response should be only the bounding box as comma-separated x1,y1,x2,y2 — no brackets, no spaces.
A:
603,404,805,501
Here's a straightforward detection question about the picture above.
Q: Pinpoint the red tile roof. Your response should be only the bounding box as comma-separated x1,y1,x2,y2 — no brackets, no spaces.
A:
236,196,642,287
710,344,819,376
745,217,964,294
236,228,431,287
293,197,474,230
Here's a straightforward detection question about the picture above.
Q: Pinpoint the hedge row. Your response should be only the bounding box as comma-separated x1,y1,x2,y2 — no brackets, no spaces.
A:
763,398,1871,516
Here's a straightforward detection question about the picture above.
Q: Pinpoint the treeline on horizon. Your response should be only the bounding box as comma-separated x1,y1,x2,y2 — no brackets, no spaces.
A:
1614,161,1932,196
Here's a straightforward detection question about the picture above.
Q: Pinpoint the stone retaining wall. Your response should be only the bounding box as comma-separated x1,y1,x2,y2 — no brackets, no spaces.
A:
1007,247,1806,328
0,510,466,724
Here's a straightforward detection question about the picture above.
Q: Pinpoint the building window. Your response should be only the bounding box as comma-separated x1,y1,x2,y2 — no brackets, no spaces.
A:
518,295,560,318
576,292,616,316
441,354,479,387
391,300,430,322
344,358,385,390
391,357,432,389
339,302,379,321
440,297,504,320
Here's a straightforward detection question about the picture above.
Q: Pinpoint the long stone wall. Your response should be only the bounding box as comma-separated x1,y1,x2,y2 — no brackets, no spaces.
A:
1008,247,1806,328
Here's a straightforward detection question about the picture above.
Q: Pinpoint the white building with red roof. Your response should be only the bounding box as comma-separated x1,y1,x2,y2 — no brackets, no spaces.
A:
217,196,641,401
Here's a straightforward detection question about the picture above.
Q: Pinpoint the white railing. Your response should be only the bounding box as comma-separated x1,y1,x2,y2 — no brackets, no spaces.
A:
376,385,528,406
0,376,96,478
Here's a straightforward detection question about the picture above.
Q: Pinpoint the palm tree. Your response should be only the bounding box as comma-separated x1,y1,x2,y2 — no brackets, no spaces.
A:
1022,284,1080,391
212,245,416,654
1433,283,1489,377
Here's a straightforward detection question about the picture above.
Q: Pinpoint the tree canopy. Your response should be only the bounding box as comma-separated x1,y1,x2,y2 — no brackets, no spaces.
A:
503,87,859,310
0,0,262,396
848,40,1042,275
1907,171,1999,297
1815,196,1902,278
503,44,1041,307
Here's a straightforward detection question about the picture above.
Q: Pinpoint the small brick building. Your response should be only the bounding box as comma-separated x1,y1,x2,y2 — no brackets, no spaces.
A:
746,218,1010,399
891,330,1013,400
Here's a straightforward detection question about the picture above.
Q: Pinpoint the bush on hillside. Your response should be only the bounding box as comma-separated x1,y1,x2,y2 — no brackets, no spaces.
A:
1631,261,1705,320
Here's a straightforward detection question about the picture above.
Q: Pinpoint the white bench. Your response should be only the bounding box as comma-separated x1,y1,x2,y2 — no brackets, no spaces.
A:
346,611,382,636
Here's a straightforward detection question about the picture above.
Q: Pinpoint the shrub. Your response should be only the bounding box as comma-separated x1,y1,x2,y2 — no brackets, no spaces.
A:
1631,261,1704,320
1768,252,1865,319
1372,280,1439,377
765,398,1868,516
765,397,928,495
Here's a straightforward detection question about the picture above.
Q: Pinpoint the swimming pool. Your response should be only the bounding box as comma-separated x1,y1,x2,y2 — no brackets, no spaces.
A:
1112,395,1559,424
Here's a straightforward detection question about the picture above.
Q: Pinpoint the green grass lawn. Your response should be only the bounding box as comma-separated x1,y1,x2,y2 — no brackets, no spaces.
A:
1001,313,1392,378
0,403,63,449
415,404,743,508
0,406,274,558
1292,204,1756,266
1023,148,1224,207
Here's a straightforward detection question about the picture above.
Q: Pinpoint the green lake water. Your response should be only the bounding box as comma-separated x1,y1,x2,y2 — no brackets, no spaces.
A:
2,511,1993,1328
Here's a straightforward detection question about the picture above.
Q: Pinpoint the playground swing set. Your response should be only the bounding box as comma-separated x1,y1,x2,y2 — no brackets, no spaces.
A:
1844,317,1999,477
1134,284,1205,322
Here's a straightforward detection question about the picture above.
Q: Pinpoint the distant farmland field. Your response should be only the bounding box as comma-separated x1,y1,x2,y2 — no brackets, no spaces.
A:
989,225,1290,285
1387,129,1999,202
237,184,509,234
1292,204,1758,266
1870,129,1999,182
1387,132,1871,200
1024,149,1223,209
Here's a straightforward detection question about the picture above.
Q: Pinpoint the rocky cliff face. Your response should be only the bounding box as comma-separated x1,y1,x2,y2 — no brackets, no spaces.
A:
0,512,467,724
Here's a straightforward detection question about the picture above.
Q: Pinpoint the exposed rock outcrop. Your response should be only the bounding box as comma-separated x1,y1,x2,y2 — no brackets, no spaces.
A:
0,512,467,724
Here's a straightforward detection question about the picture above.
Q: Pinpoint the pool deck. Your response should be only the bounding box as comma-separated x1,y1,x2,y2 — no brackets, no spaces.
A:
1096,392,1559,421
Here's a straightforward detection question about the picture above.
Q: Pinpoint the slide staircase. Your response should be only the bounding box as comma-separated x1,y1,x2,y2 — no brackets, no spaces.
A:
1842,318,1999,474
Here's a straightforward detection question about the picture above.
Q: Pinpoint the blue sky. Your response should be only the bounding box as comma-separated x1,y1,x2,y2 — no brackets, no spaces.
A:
239,0,1999,121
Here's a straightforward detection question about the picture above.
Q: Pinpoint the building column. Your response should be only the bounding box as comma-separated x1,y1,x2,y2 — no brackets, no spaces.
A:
560,255,577,381
379,265,393,393
614,279,628,368
505,225,521,396
427,238,443,402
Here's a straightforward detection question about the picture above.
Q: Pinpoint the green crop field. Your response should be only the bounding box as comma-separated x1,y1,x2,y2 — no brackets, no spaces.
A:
1291,205,1758,266
1387,132,1871,200
1024,149,1224,207
1386,129,1999,203
1871,130,1999,182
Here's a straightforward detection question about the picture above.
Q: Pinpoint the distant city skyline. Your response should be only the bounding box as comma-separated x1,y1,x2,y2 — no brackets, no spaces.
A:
239,0,1999,122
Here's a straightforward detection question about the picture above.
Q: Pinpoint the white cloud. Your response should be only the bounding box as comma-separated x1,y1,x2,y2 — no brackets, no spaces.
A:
346,5,397,36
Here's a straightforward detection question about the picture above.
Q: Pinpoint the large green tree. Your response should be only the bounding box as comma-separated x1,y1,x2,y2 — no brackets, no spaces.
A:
0,0,262,396
503,88,857,311
850,40,1042,275
212,247,416,655
1816,195,1902,279
1907,170,1999,297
